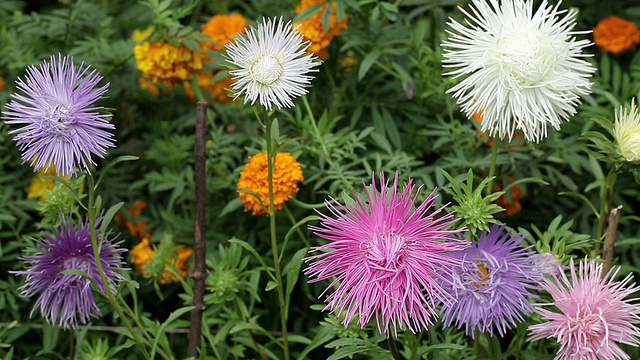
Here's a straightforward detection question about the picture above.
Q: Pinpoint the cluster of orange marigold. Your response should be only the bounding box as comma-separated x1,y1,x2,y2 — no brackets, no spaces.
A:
294,0,349,60
115,201,193,284
133,14,247,104
238,151,304,216
593,15,640,56
134,2,349,100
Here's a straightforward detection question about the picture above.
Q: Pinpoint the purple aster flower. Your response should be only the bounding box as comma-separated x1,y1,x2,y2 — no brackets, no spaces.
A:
529,258,640,360
11,214,126,329
439,224,543,337
1,54,115,177
304,172,468,336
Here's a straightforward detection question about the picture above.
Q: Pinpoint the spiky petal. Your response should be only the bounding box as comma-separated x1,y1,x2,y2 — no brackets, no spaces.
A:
11,215,126,329
1,54,115,176
440,224,544,337
305,172,467,336
441,0,595,142
529,258,640,360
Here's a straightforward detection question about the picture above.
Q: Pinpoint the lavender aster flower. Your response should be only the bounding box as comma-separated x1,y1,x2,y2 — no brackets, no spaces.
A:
305,172,468,336
440,224,543,337
1,54,115,177
11,215,126,329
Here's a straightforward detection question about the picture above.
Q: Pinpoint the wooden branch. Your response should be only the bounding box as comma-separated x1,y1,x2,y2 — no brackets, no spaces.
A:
188,102,209,358
602,205,623,278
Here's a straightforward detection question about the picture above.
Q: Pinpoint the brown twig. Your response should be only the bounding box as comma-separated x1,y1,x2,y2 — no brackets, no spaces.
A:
602,205,623,277
188,101,209,358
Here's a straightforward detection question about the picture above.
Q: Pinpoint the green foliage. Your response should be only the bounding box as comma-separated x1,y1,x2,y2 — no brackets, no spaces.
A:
1,0,640,359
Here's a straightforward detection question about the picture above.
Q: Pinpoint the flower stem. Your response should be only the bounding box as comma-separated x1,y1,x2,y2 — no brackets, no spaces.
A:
595,168,617,255
265,116,290,360
388,336,402,360
87,175,151,359
485,139,499,197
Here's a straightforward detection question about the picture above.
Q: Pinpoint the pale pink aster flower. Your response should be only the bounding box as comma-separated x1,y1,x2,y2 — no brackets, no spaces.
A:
305,172,468,336
529,258,640,360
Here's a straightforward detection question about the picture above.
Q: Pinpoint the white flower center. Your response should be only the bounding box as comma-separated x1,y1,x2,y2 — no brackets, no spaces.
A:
250,53,283,85
364,231,407,272
45,104,73,133
63,256,90,272
573,309,607,343
496,29,557,88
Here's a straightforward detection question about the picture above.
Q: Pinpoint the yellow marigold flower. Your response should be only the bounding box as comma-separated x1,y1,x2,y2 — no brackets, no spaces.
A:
294,0,349,60
25,166,70,201
614,98,640,163
132,26,155,44
593,15,640,56
184,70,235,104
134,41,204,86
202,13,248,52
238,151,304,216
137,76,161,96
130,237,194,284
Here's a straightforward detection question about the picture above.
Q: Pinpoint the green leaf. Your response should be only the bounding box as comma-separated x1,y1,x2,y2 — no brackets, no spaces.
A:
228,238,275,279
219,197,243,217
358,49,381,81
99,202,124,240
151,306,195,359
284,247,309,320
265,280,278,291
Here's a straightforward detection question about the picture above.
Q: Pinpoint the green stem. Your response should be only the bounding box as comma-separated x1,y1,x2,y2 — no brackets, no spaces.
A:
87,176,152,359
485,139,499,197
388,337,402,360
302,96,353,191
595,168,618,255
265,116,290,360
283,204,310,250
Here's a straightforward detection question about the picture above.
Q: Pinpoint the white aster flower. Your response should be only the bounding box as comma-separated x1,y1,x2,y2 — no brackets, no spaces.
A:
614,98,640,163
225,17,320,110
441,0,595,142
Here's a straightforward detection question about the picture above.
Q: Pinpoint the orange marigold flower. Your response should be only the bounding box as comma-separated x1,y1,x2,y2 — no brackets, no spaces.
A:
238,151,304,216
593,15,640,56
493,177,524,217
184,70,235,104
0,77,5,91
202,13,248,52
130,237,194,284
294,0,349,60
114,200,152,240
134,41,204,86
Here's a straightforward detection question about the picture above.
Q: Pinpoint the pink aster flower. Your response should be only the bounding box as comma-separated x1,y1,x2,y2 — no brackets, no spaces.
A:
529,258,640,360
304,172,468,336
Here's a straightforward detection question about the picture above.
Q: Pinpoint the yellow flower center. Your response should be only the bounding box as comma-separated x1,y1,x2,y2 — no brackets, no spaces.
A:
474,262,491,288
250,53,283,85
